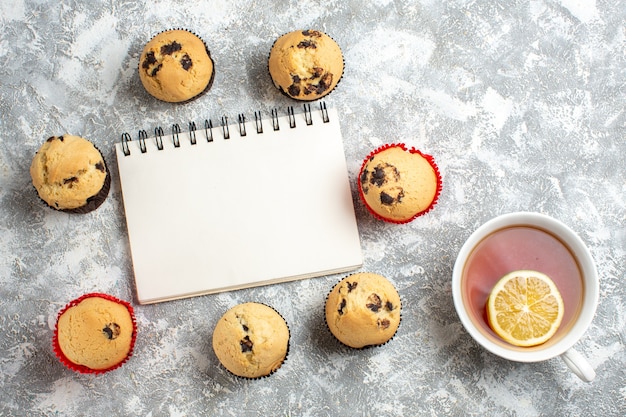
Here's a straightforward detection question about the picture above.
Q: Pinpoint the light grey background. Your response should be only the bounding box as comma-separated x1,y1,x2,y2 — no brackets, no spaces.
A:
0,0,624,416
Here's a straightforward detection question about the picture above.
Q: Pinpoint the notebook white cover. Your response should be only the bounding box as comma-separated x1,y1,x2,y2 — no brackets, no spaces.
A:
115,106,362,304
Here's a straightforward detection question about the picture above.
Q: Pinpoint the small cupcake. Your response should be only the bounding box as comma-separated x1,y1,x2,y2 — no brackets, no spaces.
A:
53,293,137,374
268,29,343,101
139,29,215,103
212,302,289,379
30,135,110,213
358,144,442,224
325,272,401,349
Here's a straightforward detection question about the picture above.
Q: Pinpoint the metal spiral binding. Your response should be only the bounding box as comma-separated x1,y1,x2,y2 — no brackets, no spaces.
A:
304,103,313,126
254,111,263,134
188,121,197,145
138,130,148,153
271,109,280,131
154,127,164,150
221,116,230,139
119,102,330,155
121,132,131,156
287,106,296,128
238,114,247,137
320,101,329,123
172,124,181,148
205,119,214,142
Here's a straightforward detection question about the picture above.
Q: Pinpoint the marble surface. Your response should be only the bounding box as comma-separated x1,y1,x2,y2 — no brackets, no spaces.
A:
1,0,624,416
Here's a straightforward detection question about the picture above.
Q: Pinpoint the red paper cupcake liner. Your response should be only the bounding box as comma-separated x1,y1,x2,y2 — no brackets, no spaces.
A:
358,143,442,224
52,292,137,375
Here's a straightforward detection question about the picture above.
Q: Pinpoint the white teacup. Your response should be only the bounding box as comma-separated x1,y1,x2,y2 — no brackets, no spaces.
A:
452,212,599,382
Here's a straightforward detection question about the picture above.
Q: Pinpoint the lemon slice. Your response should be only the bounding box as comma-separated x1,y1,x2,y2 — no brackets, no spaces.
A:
487,270,564,347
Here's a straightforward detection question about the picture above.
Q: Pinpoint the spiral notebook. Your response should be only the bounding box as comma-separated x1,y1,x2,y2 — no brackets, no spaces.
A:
115,104,362,304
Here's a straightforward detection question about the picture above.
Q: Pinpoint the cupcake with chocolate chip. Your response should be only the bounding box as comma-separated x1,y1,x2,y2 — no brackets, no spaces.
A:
53,293,137,374
212,302,290,379
325,272,401,349
139,29,215,103
30,135,110,213
358,144,442,224
268,29,343,101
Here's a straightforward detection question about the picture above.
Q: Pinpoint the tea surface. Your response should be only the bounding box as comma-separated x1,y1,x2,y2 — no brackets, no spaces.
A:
463,226,584,346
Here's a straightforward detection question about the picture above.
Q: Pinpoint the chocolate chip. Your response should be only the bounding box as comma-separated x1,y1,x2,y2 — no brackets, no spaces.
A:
380,189,404,206
95,162,105,172
240,335,253,352
312,67,324,78
291,74,301,84
46,136,55,142
385,301,394,311
63,177,78,186
58,136,65,142
380,192,395,205
297,40,317,49
242,324,249,332
360,169,371,193
150,64,162,76
160,41,182,55
377,318,391,329
302,30,321,37
370,166,387,187
180,53,192,70
304,84,316,95
372,163,400,185
316,73,332,93
142,51,157,69
288,84,301,97
102,323,121,340
347,281,358,292
338,298,346,315
366,294,382,312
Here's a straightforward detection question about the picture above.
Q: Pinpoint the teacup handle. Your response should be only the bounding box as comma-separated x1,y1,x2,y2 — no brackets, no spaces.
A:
560,348,596,382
